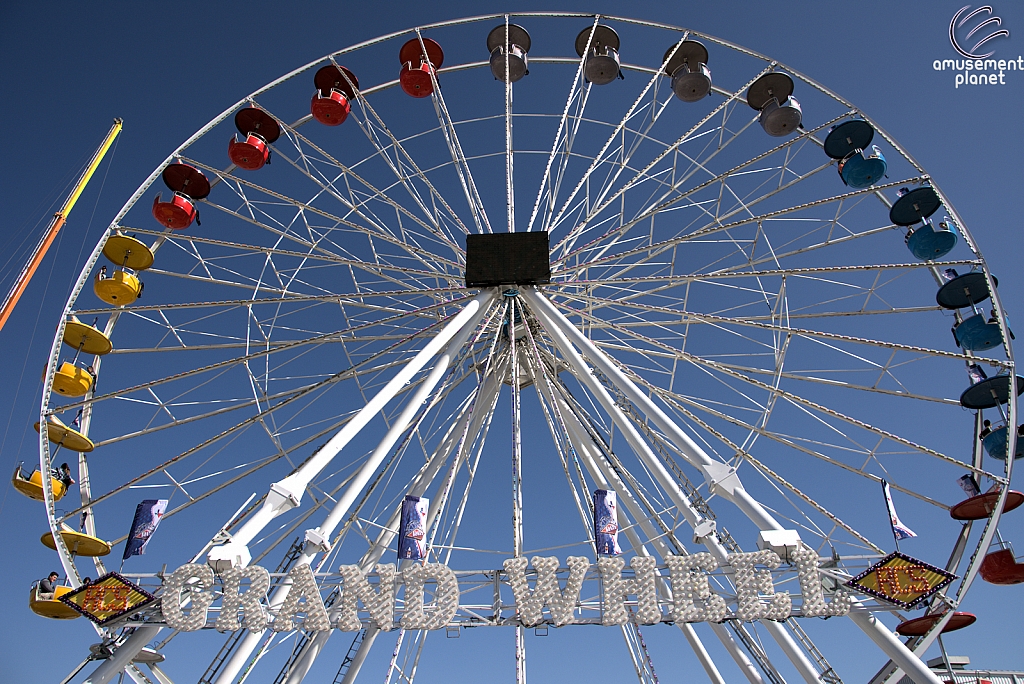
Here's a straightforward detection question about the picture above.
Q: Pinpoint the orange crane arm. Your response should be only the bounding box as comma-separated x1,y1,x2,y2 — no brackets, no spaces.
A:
0,118,122,332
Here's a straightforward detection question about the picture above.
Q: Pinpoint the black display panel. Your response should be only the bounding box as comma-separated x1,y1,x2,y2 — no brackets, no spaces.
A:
465,232,551,287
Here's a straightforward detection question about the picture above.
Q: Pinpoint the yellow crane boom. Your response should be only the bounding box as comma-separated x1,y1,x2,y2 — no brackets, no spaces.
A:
0,118,122,332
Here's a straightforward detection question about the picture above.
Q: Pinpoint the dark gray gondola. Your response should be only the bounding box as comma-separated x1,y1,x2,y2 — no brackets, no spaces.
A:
575,25,621,85
823,120,875,159
663,40,711,102
746,72,802,137
488,24,531,83
889,186,941,226
937,272,991,310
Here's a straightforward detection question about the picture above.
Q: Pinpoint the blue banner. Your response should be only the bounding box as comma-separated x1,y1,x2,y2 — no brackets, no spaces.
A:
593,489,621,556
122,499,167,561
399,495,429,561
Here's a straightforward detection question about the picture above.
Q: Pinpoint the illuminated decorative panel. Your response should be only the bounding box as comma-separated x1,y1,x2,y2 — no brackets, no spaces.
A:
845,552,956,609
61,572,156,625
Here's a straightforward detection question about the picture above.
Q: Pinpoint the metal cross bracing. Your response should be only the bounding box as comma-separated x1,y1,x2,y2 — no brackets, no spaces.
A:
42,14,1015,684
331,631,365,684
560,301,1005,486
593,366,741,553
541,335,835,684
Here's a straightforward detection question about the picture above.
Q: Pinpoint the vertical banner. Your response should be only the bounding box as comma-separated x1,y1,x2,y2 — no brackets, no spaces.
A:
593,489,621,556
122,499,168,561
399,495,429,561
958,474,981,498
881,481,917,544
967,363,987,385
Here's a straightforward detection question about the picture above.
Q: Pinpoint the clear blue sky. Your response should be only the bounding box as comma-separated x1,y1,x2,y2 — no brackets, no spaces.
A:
0,2,1022,683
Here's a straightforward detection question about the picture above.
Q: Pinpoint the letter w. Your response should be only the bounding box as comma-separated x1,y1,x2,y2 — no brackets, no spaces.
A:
504,556,588,627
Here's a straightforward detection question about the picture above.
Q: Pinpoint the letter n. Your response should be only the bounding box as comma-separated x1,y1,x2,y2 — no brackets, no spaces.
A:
336,564,396,631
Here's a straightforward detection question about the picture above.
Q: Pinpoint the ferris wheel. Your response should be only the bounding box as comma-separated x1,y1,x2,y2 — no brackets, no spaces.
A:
23,13,1022,684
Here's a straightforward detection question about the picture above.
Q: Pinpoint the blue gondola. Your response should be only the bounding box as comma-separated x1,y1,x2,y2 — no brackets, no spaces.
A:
954,313,1004,351
825,121,887,188
889,186,957,260
838,146,887,188
983,425,1024,461
960,373,1024,410
905,218,958,260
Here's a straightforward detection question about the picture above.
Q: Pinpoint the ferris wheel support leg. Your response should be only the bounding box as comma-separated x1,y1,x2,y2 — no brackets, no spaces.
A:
341,626,381,684
282,372,503,684
709,622,767,684
208,290,494,571
848,605,943,684
548,390,733,684
529,291,823,684
522,288,782,530
82,626,162,684
762,621,822,684
213,292,494,684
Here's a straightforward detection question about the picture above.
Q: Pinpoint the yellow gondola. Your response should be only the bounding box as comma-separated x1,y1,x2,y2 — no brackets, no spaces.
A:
11,463,68,501
94,269,143,306
103,232,154,271
62,316,112,355
28,583,80,620
34,416,95,452
41,524,111,557
95,232,151,306
52,361,93,397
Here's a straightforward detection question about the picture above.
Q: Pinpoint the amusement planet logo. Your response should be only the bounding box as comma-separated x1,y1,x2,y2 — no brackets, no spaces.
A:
933,5,1021,87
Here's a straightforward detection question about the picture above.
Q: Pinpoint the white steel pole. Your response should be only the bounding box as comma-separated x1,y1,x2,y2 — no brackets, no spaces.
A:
547,388,742,684
510,298,527,684
522,288,781,530
82,626,162,684
213,291,494,684
209,290,494,572
526,288,942,684
283,371,504,684
527,291,831,684
849,607,946,684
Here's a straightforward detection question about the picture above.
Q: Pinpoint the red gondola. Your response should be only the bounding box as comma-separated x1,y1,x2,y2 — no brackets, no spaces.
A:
228,108,281,170
896,611,976,637
949,490,1024,520
311,65,358,126
151,163,210,230
399,38,443,98
979,545,1024,585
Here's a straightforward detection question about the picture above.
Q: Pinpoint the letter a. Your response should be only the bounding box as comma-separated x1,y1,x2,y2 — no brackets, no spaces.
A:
273,564,330,632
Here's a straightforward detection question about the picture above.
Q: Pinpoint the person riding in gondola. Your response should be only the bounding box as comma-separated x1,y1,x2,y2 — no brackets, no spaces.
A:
52,463,75,490
38,572,60,600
